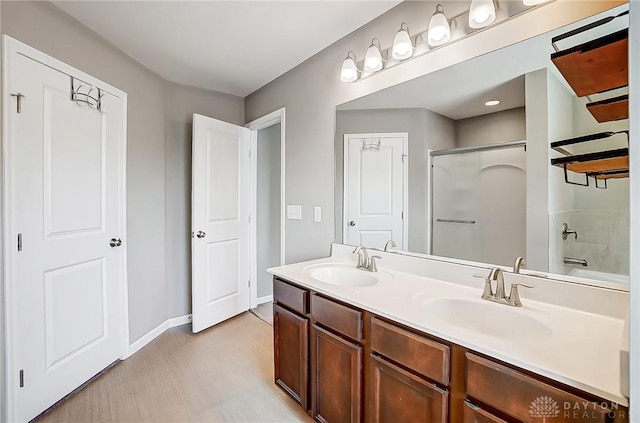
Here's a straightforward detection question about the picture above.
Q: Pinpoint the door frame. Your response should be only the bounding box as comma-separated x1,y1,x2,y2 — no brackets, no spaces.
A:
245,108,286,308
343,132,408,250
1,36,130,422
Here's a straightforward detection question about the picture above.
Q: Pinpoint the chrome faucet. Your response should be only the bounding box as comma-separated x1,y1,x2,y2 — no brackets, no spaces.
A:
352,246,381,272
353,245,369,269
488,268,506,301
384,240,397,252
474,267,534,307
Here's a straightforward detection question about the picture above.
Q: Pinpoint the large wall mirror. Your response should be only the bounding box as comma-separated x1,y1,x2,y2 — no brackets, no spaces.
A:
334,3,630,289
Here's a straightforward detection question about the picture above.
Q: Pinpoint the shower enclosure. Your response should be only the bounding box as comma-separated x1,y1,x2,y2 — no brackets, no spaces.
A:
430,142,526,267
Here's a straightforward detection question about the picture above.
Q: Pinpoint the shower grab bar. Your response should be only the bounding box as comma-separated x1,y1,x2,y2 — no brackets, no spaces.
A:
436,219,476,224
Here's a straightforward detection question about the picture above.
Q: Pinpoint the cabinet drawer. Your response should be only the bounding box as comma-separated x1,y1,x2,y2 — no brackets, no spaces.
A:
466,353,612,423
273,278,308,315
463,400,508,423
311,294,362,341
370,317,450,385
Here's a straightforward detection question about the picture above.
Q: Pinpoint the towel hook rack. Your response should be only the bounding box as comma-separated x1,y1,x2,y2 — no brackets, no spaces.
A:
71,77,104,112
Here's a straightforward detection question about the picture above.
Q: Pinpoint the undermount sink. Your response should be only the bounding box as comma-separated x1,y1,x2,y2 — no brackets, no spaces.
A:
418,297,553,341
303,263,390,287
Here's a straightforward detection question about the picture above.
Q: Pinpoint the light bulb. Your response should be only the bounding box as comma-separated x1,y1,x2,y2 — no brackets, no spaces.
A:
340,53,358,82
428,5,451,47
364,40,383,72
392,23,413,60
469,0,496,28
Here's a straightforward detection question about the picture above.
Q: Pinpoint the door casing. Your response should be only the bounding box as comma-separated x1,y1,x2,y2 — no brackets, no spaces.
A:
245,108,286,309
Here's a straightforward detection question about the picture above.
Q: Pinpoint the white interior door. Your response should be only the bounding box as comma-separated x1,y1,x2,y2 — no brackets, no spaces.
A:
344,133,407,250
192,114,251,333
5,41,127,422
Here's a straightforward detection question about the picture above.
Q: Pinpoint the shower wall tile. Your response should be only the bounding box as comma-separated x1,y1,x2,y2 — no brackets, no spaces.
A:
548,210,629,277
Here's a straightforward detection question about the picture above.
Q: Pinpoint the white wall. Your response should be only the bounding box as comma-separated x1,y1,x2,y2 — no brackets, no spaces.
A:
165,82,244,318
257,123,282,299
455,107,526,148
335,108,455,253
245,0,622,264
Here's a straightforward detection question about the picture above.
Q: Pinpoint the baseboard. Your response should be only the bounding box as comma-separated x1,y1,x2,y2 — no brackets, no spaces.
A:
126,320,169,358
257,295,273,305
126,314,192,358
168,314,192,328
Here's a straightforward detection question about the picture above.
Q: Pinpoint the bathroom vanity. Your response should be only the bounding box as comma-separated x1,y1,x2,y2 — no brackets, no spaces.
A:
269,244,629,423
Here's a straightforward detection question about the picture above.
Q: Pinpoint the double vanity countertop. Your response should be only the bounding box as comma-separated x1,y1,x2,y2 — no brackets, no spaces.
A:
268,244,629,406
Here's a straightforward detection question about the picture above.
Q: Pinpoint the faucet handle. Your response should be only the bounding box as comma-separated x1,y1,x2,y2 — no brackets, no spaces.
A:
508,283,534,307
473,274,493,300
369,256,382,272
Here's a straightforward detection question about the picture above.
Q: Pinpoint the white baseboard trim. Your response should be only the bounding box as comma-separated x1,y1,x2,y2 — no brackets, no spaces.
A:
168,314,192,328
257,295,273,305
126,320,169,358
126,314,192,358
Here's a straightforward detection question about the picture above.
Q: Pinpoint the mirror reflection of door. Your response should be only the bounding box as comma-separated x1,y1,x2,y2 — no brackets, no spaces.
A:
343,133,407,250
431,144,526,266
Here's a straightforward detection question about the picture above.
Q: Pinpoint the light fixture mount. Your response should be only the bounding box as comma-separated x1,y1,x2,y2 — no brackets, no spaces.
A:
485,100,501,106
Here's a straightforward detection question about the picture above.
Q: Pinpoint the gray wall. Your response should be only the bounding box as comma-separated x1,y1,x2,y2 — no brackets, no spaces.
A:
257,123,282,298
1,1,244,343
2,0,168,343
335,108,454,253
455,107,526,148
245,0,609,264
165,82,244,318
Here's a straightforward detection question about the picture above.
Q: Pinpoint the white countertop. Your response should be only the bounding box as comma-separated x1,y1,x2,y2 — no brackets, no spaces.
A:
268,247,628,406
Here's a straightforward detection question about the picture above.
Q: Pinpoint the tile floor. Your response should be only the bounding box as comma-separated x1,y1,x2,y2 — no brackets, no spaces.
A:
35,312,313,423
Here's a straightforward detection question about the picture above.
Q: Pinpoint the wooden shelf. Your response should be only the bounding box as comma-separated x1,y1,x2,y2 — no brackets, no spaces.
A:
551,29,628,97
550,131,629,186
586,95,628,123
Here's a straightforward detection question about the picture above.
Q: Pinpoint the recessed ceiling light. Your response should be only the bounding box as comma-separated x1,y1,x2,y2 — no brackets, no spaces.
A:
485,100,500,106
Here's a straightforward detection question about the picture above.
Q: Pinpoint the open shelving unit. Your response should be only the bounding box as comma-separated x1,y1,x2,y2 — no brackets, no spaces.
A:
549,9,629,189
550,131,629,189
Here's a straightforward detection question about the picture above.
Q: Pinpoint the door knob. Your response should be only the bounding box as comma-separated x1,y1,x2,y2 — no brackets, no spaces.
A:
349,221,356,226
196,231,206,238
109,238,122,247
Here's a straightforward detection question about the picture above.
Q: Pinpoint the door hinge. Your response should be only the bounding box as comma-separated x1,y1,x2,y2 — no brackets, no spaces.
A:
401,211,404,220
17,233,22,251
248,280,251,287
402,154,407,163
19,370,24,388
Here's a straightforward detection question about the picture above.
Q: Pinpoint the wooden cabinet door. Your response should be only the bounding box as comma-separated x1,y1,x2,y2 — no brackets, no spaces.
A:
368,354,448,423
312,324,362,423
274,304,309,409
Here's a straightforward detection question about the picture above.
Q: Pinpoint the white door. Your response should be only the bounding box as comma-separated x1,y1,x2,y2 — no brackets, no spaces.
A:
6,43,127,422
192,114,251,333
344,133,407,250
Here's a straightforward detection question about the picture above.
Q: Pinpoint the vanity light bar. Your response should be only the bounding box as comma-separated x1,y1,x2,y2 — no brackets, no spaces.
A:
340,0,553,82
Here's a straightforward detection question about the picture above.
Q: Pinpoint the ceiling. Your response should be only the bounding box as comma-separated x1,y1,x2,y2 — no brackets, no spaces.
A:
337,3,629,121
52,1,402,97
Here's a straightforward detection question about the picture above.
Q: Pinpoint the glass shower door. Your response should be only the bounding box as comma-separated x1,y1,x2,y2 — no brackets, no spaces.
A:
431,145,526,266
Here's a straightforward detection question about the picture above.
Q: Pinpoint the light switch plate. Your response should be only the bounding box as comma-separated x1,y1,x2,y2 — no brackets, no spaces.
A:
314,206,321,222
287,205,302,220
